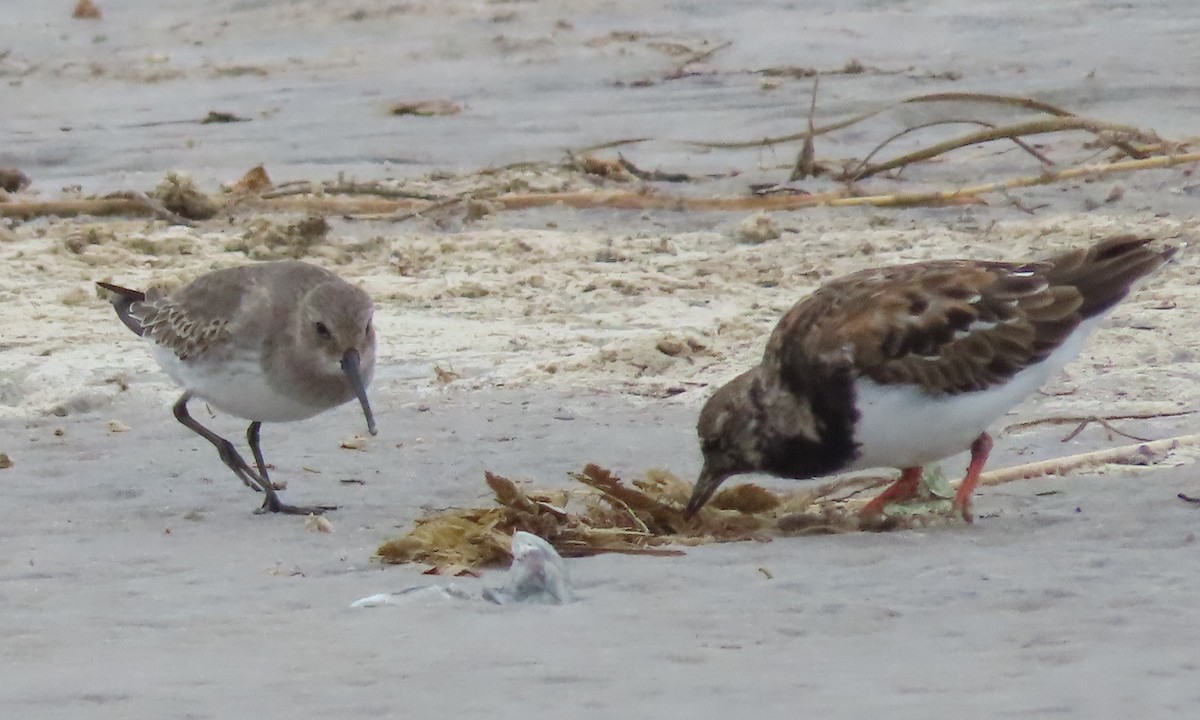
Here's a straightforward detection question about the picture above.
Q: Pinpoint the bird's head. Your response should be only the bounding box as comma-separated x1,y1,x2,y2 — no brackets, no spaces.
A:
298,281,378,435
684,369,764,518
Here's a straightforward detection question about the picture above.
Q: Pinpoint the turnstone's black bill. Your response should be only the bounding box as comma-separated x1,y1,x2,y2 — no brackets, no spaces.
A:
97,260,377,515
685,235,1176,522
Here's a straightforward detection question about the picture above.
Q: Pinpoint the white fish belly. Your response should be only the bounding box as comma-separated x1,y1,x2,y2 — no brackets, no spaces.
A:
152,345,325,422
846,319,1098,470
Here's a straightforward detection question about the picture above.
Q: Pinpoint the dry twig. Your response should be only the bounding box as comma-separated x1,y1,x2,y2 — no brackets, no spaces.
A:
685,91,1155,154
1058,417,1151,443
616,154,692,182
788,76,821,181
1003,409,1193,433
841,116,1156,181
664,40,732,80
5,144,1198,222
975,433,1200,487
844,118,1056,182
118,191,198,227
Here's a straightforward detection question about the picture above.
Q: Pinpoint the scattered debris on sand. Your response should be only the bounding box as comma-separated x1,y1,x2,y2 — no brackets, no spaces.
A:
379,433,1200,572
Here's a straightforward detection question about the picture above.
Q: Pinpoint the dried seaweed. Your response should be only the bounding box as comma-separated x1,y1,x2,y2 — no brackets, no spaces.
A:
148,173,218,220
377,468,685,571
378,464,917,572
388,99,462,117
378,430,1199,572
72,0,101,20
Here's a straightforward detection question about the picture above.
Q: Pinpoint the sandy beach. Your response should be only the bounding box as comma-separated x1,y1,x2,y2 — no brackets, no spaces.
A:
2,1,1200,717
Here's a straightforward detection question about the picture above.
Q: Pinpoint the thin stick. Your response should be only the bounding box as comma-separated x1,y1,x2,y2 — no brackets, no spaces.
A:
616,154,692,183
843,118,1056,181
260,180,440,201
572,137,654,154
4,149,1197,221
592,491,652,534
121,191,199,227
684,91,1153,152
243,196,428,214
974,432,1200,487
901,92,1149,158
1058,417,1152,443
790,474,891,508
844,117,1155,181
1003,409,1193,433
386,194,469,222
665,40,733,80
386,149,1200,212
820,149,1200,208
788,75,820,181
0,197,154,219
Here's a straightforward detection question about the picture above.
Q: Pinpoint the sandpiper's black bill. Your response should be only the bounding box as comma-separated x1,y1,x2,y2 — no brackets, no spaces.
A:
340,349,378,436
683,466,723,519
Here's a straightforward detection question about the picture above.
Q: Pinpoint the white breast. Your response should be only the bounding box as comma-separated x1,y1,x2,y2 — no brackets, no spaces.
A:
846,317,1099,470
152,345,327,423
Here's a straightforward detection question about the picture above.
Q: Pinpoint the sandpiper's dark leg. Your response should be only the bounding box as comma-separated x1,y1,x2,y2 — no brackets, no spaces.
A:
953,432,993,523
246,421,285,491
246,421,270,486
174,392,264,491
242,420,337,514
172,393,335,516
859,466,924,517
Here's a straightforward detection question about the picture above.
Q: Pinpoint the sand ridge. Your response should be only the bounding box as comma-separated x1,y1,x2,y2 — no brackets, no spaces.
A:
2,207,1195,421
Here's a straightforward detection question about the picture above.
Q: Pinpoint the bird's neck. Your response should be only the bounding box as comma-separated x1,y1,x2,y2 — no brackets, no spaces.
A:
752,363,861,480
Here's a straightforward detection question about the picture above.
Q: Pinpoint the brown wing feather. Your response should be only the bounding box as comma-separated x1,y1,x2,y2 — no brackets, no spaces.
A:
132,261,340,360
767,235,1172,396
135,294,232,360
100,261,350,361
106,267,259,360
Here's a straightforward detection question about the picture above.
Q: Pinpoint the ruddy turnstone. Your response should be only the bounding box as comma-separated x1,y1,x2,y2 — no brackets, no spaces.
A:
97,260,378,515
684,234,1175,522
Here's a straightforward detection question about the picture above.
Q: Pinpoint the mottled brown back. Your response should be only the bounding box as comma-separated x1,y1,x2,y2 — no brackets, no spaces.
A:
767,235,1174,396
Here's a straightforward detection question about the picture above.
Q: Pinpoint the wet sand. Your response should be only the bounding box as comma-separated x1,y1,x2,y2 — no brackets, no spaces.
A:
3,390,1200,717
2,1,1200,718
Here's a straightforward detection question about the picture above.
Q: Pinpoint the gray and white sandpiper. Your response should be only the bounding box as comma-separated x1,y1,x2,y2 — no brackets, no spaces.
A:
684,235,1175,522
97,260,378,515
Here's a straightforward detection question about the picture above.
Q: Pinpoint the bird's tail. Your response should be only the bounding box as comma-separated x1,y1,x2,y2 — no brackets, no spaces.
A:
1043,235,1177,319
95,281,148,336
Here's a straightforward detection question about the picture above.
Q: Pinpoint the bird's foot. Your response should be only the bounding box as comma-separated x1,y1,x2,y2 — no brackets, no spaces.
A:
858,467,924,517
255,495,338,515
238,476,283,492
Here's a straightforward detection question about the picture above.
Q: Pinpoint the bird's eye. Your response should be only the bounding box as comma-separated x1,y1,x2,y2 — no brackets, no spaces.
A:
364,322,372,339
314,321,331,338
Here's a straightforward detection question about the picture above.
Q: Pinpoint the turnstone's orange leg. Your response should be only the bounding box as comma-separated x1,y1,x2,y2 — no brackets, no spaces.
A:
859,466,924,517
953,432,994,523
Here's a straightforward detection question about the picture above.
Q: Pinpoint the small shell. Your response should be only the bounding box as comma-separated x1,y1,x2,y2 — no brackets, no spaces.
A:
304,514,333,533
340,435,368,450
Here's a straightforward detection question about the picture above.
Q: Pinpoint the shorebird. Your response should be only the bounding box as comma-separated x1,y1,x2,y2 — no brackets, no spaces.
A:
97,260,378,515
684,235,1175,522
